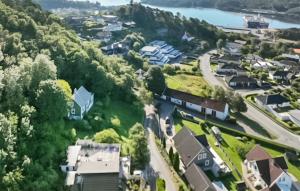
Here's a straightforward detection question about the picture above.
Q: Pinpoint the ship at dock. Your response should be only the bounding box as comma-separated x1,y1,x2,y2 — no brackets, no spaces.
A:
243,15,269,29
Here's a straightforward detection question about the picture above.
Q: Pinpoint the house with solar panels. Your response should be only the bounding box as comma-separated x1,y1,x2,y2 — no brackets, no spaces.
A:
69,86,94,120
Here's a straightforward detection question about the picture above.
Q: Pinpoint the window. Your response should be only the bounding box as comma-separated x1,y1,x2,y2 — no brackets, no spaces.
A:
71,108,75,114
205,160,210,166
197,153,207,160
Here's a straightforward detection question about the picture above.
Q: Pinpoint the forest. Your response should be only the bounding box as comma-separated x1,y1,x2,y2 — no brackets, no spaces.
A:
33,0,100,10
0,0,151,190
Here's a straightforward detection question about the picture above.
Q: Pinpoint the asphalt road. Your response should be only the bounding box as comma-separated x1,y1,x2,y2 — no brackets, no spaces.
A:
199,52,300,149
144,105,178,191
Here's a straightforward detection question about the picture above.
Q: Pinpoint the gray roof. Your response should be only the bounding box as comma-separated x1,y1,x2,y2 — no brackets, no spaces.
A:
184,163,216,191
256,94,289,105
173,127,209,167
74,86,93,108
75,140,121,174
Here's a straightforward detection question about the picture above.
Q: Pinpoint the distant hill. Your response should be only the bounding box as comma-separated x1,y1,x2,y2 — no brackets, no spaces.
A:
33,0,100,10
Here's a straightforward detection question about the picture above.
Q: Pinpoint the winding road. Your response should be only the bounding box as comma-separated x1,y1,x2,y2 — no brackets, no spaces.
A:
199,52,300,149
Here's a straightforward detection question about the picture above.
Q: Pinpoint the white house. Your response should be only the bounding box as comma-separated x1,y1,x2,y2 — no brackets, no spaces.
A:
103,22,123,32
182,32,195,42
69,86,94,120
139,41,182,65
243,145,298,191
161,88,229,120
223,42,243,56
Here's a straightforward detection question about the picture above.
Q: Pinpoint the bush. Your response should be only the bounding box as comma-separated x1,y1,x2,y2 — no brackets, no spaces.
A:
235,141,255,159
192,66,198,72
163,64,176,75
111,117,121,127
156,178,166,191
228,117,237,124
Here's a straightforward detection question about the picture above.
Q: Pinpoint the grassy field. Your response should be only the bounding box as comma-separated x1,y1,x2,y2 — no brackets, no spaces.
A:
175,118,300,189
166,74,210,97
71,100,143,140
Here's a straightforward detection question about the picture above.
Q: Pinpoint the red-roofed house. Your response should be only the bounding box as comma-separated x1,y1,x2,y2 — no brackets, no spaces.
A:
293,49,300,55
160,88,229,120
243,145,299,191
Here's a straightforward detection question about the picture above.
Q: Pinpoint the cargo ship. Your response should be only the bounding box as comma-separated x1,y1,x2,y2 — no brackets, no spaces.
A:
243,15,269,29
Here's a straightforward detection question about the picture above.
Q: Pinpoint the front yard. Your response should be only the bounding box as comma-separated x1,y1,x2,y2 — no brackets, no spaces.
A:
68,100,144,140
175,118,300,189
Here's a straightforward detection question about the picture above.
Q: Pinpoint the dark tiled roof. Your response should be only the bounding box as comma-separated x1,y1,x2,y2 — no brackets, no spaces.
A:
173,127,208,167
195,135,209,147
273,156,288,170
246,145,271,161
225,75,257,84
219,63,243,70
270,184,281,191
269,70,289,77
256,158,284,186
184,163,216,191
164,88,227,112
246,145,289,187
256,159,272,185
256,94,289,105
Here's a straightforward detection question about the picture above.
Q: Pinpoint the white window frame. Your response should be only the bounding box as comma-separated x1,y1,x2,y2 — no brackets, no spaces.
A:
205,160,210,166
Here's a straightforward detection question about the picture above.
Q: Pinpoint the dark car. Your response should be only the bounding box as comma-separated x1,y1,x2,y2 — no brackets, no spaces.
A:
165,117,170,124
166,126,172,136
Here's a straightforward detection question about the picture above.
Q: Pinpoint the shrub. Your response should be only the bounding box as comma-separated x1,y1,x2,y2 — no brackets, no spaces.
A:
163,64,176,75
111,117,121,127
228,117,237,124
235,141,255,159
192,66,198,72
156,178,166,191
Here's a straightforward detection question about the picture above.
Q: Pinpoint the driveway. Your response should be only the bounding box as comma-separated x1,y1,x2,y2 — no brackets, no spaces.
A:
199,52,300,149
144,105,178,191
158,102,176,150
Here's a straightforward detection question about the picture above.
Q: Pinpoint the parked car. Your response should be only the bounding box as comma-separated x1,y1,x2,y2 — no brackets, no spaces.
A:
165,117,170,124
166,124,172,136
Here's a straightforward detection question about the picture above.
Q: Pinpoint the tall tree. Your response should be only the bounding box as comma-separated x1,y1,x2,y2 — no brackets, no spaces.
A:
145,66,166,94
35,80,70,121
31,54,57,90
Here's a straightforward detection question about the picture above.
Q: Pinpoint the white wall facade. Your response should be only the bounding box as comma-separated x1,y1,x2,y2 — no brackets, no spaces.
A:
186,102,202,112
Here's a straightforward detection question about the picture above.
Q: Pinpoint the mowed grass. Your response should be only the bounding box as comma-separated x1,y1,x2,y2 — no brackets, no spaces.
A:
175,119,300,189
166,74,209,97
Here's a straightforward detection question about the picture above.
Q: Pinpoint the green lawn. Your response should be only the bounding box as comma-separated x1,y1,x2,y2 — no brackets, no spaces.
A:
69,100,143,140
175,118,300,188
210,62,218,72
166,74,210,97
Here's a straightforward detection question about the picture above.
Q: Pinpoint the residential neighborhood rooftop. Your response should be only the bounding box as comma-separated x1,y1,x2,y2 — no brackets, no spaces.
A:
256,94,289,105
184,163,217,191
164,88,227,112
173,126,210,167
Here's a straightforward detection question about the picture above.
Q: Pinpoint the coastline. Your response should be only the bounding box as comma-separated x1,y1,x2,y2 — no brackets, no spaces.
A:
141,2,300,25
